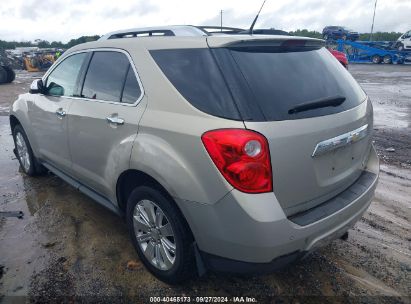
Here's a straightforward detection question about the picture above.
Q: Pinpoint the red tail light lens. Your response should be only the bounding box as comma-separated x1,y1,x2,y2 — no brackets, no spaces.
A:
201,129,272,193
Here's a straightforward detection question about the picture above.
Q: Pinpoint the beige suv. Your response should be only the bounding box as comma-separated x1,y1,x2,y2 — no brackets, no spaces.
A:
10,26,379,284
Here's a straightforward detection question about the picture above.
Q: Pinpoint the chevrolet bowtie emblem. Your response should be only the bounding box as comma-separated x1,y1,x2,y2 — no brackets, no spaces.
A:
312,124,368,157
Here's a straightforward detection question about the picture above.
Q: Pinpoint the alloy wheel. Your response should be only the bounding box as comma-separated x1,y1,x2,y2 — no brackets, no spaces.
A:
15,132,31,172
133,199,176,271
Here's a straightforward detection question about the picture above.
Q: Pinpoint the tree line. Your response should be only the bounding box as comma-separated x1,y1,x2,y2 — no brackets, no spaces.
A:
0,30,405,50
0,35,101,50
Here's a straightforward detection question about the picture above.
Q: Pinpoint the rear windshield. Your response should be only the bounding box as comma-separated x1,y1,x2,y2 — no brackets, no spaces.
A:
151,47,366,121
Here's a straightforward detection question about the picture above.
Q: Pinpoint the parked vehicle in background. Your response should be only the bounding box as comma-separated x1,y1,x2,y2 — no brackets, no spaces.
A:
10,25,379,284
323,26,359,41
0,65,15,84
336,39,408,64
328,48,348,68
395,30,411,51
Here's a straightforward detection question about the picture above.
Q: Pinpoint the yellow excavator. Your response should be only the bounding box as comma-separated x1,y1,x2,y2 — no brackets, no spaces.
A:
23,53,56,72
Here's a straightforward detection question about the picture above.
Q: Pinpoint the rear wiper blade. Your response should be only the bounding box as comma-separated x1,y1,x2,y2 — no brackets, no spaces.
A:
288,96,346,114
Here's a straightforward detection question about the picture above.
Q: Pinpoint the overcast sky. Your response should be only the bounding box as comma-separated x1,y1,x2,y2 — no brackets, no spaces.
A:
0,0,410,42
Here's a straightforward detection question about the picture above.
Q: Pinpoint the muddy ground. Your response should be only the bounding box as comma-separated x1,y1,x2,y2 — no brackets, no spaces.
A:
0,66,410,303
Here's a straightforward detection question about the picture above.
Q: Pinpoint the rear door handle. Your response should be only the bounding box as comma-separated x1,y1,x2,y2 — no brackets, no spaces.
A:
106,116,124,125
56,108,66,118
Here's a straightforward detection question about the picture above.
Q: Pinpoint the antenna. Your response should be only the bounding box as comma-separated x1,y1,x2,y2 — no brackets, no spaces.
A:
249,0,267,35
369,0,377,41
220,10,223,32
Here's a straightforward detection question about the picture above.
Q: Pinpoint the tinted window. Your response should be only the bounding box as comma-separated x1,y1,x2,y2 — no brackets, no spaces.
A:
223,47,366,121
150,49,240,120
151,48,366,121
46,53,86,96
121,66,141,104
82,51,129,102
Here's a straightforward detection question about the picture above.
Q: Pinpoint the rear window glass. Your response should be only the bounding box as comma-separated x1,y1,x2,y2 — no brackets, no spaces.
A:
151,47,366,121
121,66,141,104
82,51,129,102
223,47,366,121
150,49,240,120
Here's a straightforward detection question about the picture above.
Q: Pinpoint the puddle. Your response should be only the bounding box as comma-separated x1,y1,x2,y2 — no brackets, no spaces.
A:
0,116,50,295
373,107,409,129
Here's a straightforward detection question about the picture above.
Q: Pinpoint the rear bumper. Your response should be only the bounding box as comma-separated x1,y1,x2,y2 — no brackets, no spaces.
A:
176,145,379,269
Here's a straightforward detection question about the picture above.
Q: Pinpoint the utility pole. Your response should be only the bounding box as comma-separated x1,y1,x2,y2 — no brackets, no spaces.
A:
220,10,223,32
370,0,377,41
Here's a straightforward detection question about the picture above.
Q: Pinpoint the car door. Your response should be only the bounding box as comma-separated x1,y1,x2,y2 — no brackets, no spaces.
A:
30,52,87,172
67,50,146,202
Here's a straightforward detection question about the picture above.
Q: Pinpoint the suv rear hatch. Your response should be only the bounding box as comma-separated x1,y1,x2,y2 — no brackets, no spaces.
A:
208,37,373,216
150,36,373,216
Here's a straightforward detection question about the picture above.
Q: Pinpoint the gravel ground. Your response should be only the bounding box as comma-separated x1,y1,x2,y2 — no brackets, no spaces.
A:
0,65,410,303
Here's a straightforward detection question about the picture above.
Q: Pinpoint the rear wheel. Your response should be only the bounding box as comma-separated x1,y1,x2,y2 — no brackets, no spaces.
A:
0,66,7,84
126,186,195,284
383,55,392,64
372,55,382,64
12,124,45,176
3,66,15,83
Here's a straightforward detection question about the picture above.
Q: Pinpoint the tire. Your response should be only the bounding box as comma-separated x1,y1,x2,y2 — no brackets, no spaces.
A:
0,66,7,84
12,124,45,176
3,66,15,83
126,185,195,284
323,34,329,40
342,34,347,40
372,55,382,64
398,43,404,51
383,55,392,64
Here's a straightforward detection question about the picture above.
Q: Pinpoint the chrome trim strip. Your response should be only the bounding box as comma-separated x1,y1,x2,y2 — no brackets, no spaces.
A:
312,124,369,157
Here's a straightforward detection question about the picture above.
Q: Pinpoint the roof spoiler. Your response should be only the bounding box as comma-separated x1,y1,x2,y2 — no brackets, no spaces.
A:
208,37,325,50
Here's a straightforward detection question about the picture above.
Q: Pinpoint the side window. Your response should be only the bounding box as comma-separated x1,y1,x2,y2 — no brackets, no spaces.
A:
46,53,87,97
82,51,131,102
121,66,141,104
150,49,240,119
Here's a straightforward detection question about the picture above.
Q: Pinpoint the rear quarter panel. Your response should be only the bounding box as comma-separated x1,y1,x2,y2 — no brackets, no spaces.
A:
127,44,245,205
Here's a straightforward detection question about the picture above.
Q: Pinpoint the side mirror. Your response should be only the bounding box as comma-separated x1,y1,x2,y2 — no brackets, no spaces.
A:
29,79,44,94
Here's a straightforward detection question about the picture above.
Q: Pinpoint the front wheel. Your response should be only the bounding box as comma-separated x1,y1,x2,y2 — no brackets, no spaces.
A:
12,124,44,176
126,186,195,284
398,43,404,51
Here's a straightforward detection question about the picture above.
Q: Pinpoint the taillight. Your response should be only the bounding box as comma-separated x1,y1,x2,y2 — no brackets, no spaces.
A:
201,129,272,193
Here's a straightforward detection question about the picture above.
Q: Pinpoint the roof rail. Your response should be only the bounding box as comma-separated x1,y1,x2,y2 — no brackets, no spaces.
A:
98,25,292,41
196,26,245,34
99,25,207,40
